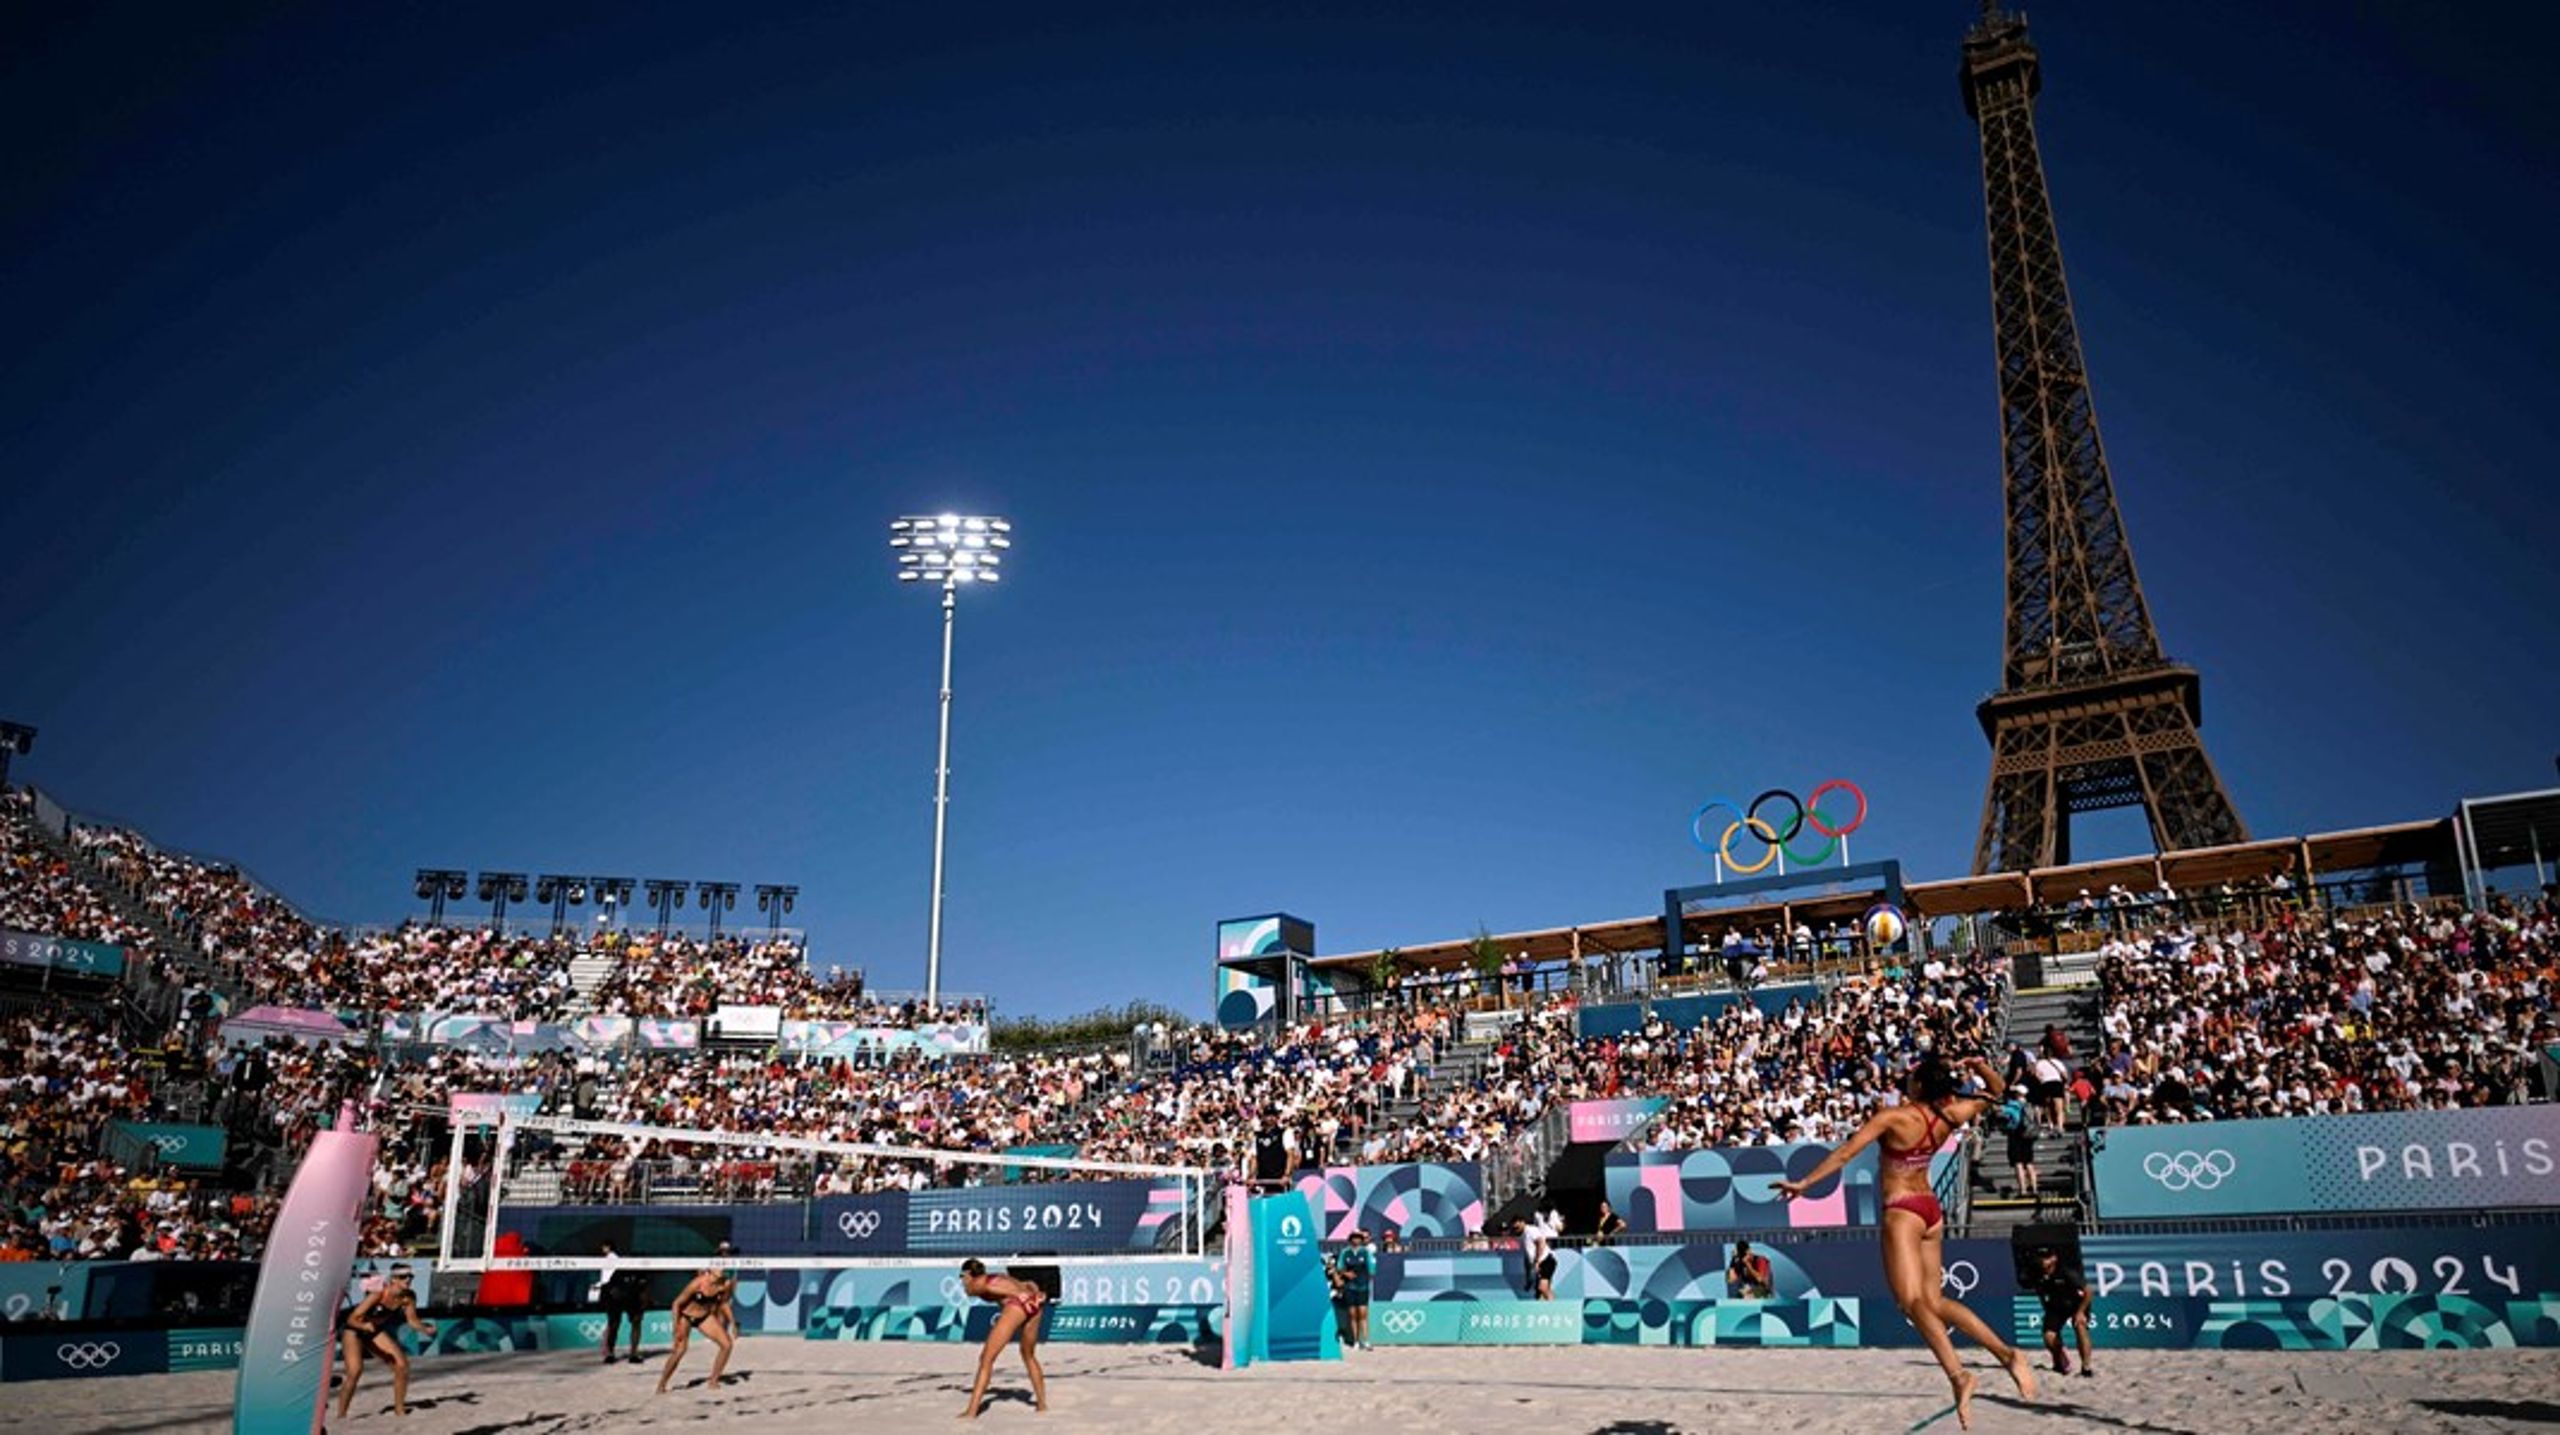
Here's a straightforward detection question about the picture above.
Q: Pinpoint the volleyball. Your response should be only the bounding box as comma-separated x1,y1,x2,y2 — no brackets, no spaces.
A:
1862,903,1907,950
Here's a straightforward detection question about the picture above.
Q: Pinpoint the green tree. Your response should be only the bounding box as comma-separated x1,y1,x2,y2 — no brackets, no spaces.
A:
1470,925,1507,1009
1367,947,1403,1006
990,1000,1193,1053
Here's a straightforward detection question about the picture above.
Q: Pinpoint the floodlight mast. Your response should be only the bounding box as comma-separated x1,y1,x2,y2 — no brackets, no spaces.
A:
889,514,1011,1008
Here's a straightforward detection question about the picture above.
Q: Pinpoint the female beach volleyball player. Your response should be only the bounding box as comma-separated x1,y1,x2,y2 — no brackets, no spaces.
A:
957,1258,1050,1418
332,1265,437,1419
1774,1054,2037,1430
654,1260,739,1394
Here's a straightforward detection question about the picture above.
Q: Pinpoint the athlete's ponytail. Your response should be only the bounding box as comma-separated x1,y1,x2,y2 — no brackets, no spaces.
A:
1906,1054,1962,1103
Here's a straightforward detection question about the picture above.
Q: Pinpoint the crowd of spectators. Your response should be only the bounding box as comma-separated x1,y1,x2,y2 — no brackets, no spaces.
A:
0,794,159,957
589,931,980,1025
1449,952,2007,1158
0,1005,271,1265
2093,899,2557,1125
12,785,2560,1273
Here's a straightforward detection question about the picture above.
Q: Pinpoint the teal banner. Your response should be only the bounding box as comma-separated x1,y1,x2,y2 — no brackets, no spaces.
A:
0,1265,86,1323
1243,1191,1339,1364
0,930,126,979
106,1121,228,1170
2090,1106,2560,1219
1369,1299,1582,1346
168,1328,245,1373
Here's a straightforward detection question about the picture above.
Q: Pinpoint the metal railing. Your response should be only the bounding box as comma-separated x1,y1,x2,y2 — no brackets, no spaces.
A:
1479,1103,1569,1214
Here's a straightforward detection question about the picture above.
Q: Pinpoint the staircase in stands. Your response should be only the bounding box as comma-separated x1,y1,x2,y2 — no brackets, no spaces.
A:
1967,973,2104,1238
563,949,622,1017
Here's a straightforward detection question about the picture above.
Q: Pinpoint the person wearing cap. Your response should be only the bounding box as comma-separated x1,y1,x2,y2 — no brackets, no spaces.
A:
333,1265,437,1419
2029,1247,2095,1378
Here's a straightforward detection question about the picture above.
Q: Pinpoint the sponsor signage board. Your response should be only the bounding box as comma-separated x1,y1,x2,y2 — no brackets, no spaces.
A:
2090,1106,2560,1219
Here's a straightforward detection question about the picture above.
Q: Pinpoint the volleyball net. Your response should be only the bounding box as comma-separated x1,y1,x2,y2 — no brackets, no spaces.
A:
438,1112,1215,1278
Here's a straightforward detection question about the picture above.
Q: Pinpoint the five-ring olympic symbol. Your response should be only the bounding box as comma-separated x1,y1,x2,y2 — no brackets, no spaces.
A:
1691,782,1867,873
2142,1150,2236,1191
838,1209,882,1239
56,1341,122,1369
1941,1261,1980,1297
1379,1309,1426,1335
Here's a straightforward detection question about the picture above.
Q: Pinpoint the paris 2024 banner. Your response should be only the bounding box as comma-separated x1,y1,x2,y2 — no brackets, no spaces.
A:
2089,1105,2558,1220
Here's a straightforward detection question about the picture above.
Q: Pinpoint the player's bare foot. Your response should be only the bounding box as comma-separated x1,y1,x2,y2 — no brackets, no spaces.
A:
2002,1346,2040,1401
1951,1369,1978,1430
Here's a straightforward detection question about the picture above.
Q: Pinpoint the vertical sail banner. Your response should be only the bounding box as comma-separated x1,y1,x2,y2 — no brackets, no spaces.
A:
1242,1189,1340,1366
1220,1184,1252,1369
234,1108,377,1434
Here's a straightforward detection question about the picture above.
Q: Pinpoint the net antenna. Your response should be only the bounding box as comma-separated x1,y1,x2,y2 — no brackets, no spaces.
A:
441,1111,1215,1273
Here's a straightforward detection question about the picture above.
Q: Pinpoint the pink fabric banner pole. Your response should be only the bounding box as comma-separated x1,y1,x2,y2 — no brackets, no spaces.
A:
233,1102,379,1435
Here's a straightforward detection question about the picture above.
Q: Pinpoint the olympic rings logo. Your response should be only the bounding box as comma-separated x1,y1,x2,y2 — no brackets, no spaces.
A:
1691,782,1867,873
940,1275,968,1303
1379,1309,1426,1335
837,1210,882,1239
1941,1261,1980,1297
56,1341,122,1369
2141,1150,2237,1191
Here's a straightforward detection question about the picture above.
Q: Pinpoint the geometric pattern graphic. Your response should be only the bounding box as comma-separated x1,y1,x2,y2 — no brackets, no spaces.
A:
1606,1141,1954,1232
2013,1295,2560,1352
1292,1163,1485,1241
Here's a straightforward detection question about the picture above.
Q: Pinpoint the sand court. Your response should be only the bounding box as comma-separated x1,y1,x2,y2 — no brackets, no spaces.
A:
5,1343,2557,1434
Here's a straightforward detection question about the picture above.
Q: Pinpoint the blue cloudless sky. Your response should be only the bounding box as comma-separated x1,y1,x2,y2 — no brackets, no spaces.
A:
5,3,2554,1016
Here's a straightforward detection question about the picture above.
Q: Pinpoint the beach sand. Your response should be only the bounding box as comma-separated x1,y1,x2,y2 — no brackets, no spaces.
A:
4,1341,2557,1433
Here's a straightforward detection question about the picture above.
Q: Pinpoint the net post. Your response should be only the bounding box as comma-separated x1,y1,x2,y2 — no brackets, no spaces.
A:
485,1117,517,1268
436,1114,468,1268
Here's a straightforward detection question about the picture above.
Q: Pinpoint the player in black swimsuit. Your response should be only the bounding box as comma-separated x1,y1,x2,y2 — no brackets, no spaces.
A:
333,1265,437,1419
654,1263,739,1394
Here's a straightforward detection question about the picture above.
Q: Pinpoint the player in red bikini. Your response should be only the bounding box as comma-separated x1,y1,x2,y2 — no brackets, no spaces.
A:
1776,1053,2038,1431
957,1258,1050,1419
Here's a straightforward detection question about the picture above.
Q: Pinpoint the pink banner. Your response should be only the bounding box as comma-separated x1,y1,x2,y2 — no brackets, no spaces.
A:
233,1106,378,1434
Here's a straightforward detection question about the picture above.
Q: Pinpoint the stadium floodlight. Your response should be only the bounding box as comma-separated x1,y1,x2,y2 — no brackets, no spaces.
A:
755,883,799,937
888,514,1013,1007
697,880,739,938
537,874,590,936
643,879,689,935
475,871,529,933
0,721,32,789
591,876,634,930
413,868,468,924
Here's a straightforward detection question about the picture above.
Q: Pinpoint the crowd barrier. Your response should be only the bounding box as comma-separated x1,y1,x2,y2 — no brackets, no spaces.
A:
2090,1105,2559,1220
1605,1140,1957,1233
101,1119,227,1171
1289,1162,1484,1240
0,929,125,979
11,1218,2557,1382
380,1013,989,1057
1566,1098,1666,1143
1575,985,1816,1040
2013,1225,2560,1351
497,1179,1200,1261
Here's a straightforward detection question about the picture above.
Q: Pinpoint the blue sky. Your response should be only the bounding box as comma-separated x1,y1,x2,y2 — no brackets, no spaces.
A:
4,3,2553,1016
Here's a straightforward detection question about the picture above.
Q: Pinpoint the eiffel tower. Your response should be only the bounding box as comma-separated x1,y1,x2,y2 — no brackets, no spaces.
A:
1961,4,2246,874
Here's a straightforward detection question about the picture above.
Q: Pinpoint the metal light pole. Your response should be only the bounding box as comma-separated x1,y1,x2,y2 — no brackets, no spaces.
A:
890,513,1010,1008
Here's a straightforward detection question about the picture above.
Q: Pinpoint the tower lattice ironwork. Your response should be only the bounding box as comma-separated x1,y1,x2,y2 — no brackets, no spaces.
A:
1961,5,2245,874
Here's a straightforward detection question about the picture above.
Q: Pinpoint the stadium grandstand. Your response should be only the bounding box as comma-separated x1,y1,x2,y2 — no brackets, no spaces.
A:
5,762,2550,1270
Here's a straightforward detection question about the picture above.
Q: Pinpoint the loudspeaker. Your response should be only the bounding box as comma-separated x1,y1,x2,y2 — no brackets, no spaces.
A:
2010,1221,2082,1283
